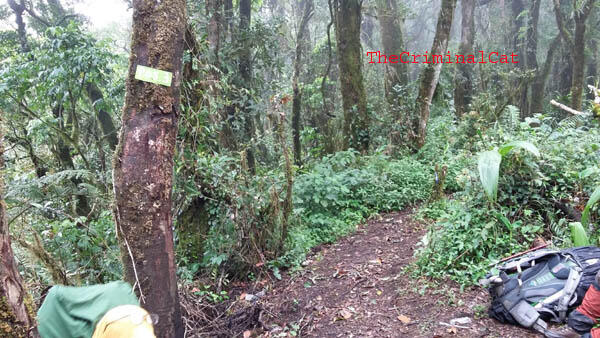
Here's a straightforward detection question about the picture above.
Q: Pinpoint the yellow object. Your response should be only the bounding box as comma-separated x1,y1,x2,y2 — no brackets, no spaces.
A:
92,305,156,338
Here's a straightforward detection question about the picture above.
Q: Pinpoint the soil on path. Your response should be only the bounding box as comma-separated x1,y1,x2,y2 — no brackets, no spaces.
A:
256,209,539,337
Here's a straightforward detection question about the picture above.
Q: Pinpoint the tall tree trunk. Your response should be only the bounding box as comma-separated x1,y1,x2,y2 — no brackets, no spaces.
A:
530,35,561,114
553,0,596,110
414,0,457,149
334,0,369,152
207,0,222,61
112,0,186,336
7,0,30,53
85,83,118,151
587,37,598,100
50,105,91,217
571,0,596,111
223,0,233,40
377,0,408,104
453,0,475,118
521,0,541,118
292,0,313,166
361,11,376,49
558,48,574,96
239,0,256,173
510,0,528,116
0,134,37,337
319,0,336,155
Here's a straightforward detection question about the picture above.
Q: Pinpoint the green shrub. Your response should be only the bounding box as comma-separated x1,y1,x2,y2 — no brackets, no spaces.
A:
415,109,600,286
278,150,432,267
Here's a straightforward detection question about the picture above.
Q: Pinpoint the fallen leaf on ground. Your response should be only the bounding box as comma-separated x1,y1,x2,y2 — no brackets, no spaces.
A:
397,314,411,324
243,330,252,338
239,292,247,300
447,327,458,334
333,268,347,278
369,258,383,265
338,309,352,320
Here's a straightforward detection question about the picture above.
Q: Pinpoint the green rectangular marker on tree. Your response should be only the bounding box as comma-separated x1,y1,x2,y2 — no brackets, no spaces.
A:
134,65,173,87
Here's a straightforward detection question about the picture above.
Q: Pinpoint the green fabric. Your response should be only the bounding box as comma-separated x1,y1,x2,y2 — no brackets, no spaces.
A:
37,281,139,338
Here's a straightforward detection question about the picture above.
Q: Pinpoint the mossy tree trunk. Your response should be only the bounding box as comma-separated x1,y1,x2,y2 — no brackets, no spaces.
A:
530,35,561,114
522,0,541,119
50,105,91,217
453,0,475,118
553,0,596,111
317,0,337,155
6,0,29,53
292,0,313,166
0,134,37,337
510,0,528,117
413,0,457,149
571,0,596,111
239,0,256,174
587,37,598,100
334,0,369,152
376,0,408,104
85,83,119,151
112,0,186,336
224,0,233,40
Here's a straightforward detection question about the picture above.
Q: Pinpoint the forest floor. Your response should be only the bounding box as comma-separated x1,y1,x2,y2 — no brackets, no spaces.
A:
246,209,540,338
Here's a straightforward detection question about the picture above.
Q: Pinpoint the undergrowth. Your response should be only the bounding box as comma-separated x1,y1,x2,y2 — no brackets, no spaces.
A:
413,107,600,286
277,150,432,268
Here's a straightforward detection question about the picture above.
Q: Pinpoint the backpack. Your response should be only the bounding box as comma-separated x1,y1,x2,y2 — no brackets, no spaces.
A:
481,246,600,334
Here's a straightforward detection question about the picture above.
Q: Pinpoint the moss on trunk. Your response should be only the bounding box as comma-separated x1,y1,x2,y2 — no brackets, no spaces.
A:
453,0,475,118
377,0,408,104
0,134,37,337
112,0,187,336
334,0,369,152
414,0,457,149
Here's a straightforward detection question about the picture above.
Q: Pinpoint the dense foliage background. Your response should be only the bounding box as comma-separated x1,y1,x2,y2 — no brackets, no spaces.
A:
0,0,599,314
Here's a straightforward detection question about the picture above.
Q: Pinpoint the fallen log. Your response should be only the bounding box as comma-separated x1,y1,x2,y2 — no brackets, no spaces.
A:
550,100,589,116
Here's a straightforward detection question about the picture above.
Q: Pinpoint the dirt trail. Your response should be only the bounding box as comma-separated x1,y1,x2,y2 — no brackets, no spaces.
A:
258,209,539,337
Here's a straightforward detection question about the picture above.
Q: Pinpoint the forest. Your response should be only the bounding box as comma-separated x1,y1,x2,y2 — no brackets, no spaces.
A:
0,0,599,337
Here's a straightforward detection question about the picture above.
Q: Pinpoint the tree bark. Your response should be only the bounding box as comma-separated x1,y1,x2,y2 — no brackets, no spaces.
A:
334,0,369,152
317,0,336,155
571,0,596,111
0,134,37,337
414,0,457,149
553,0,596,110
239,0,256,173
7,0,30,53
453,0,475,118
112,0,186,336
85,83,118,151
587,37,598,100
207,0,222,61
377,0,408,105
520,0,541,119
510,0,528,116
50,105,91,217
530,35,561,114
223,0,233,40
292,0,313,166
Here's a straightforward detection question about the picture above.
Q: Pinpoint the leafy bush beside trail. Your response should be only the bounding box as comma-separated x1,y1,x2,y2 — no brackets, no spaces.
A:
279,150,432,267
414,109,600,286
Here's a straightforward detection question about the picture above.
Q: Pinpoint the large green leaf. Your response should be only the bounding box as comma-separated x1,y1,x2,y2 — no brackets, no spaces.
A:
498,141,540,157
570,222,590,246
579,167,600,179
478,150,502,201
582,186,600,227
